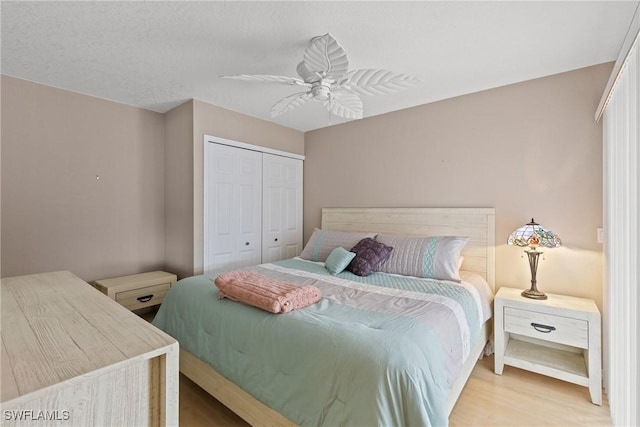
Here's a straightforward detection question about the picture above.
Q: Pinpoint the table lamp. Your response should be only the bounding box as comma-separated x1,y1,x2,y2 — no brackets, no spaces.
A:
507,218,562,300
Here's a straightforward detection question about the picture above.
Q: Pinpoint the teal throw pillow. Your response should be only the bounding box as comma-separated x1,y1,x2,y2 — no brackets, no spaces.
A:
325,247,356,275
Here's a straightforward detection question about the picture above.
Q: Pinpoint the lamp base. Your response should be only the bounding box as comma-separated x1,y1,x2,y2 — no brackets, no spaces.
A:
521,288,548,300
522,248,547,299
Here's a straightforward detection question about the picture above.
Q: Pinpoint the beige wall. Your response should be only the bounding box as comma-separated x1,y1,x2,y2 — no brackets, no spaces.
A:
304,63,612,309
0,78,304,282
1,63,609,307
0,79,304,282
1,76,165,282
164,99,305,278
164,100,194,278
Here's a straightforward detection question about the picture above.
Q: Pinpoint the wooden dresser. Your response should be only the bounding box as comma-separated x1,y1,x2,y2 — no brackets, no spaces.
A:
0,271,178,426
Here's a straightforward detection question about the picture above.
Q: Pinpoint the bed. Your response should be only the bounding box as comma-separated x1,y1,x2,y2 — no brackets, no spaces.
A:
153,207,495,426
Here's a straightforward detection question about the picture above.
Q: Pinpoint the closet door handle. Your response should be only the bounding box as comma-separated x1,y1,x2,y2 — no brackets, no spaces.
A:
531,322,556,333
245,242,250,246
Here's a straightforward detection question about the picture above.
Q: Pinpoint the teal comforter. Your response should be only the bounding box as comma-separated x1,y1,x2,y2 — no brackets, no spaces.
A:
153,258,489,426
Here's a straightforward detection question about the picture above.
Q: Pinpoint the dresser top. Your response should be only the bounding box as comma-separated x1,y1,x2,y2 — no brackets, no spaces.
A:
1,271,177,403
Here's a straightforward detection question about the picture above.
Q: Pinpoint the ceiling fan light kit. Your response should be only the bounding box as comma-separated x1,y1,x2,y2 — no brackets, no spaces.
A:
222,33,419,121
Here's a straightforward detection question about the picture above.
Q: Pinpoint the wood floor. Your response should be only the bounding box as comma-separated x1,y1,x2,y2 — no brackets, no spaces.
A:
179,354,612,427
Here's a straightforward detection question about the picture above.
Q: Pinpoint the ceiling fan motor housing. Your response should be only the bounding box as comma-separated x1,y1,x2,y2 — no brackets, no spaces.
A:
311,81,331,101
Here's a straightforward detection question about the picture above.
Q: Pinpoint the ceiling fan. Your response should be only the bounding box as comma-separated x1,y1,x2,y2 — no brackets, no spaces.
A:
221,33,420,120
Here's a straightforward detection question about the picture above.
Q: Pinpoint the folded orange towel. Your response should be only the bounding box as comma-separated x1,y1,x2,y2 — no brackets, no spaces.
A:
214,271,321,314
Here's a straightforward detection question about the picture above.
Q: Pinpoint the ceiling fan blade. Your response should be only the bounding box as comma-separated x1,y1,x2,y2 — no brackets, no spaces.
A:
221,74,307,86
296,61,319,83
323,91,363,119
340,69,420,96
302,33,349,82
270,92,311,117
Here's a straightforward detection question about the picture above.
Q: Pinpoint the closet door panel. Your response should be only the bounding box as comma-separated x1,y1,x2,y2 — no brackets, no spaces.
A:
282,186,301,259
205,143,262,272
236,182,261,268
262,154,303,263
262,184,283,263
234,147,262,269
211,182,234,268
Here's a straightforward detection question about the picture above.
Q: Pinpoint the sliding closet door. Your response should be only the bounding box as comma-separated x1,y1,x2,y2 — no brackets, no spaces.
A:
262,153,303,263
204,143,262,273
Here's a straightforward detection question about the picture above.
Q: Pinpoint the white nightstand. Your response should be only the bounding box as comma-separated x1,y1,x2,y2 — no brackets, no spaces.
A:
494,287,602,405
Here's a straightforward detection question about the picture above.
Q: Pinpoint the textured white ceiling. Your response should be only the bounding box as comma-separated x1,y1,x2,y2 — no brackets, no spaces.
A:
2,1,638,132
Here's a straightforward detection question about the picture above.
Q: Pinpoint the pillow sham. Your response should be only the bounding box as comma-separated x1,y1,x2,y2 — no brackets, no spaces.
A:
324,247,357,275
300,228,377,262
347,238,393,277
376,234,470,282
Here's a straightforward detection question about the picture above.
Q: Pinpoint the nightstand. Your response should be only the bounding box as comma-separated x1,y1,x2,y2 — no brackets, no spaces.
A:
93,271,177,312
494,287,602,405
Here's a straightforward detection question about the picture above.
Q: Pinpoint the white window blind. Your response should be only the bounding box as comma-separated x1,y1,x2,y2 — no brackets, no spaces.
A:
602,25,640,427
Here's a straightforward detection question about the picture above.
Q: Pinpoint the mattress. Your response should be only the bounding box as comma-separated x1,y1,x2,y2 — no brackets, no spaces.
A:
153,257,492,426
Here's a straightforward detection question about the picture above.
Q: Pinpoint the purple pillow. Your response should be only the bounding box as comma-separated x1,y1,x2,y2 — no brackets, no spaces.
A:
347,238,393,277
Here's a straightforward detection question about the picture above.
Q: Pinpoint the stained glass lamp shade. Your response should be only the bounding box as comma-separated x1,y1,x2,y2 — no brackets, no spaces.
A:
507,218,561,300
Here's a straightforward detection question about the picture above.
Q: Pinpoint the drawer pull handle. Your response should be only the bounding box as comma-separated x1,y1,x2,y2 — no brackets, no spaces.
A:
137,294,154,303
531,322,556,333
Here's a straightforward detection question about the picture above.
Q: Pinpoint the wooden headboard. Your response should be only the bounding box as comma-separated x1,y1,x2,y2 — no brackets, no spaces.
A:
321,207,496,290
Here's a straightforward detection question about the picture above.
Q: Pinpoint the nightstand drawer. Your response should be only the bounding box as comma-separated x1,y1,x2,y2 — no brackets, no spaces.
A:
504,306,588,349
116,282,171,311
